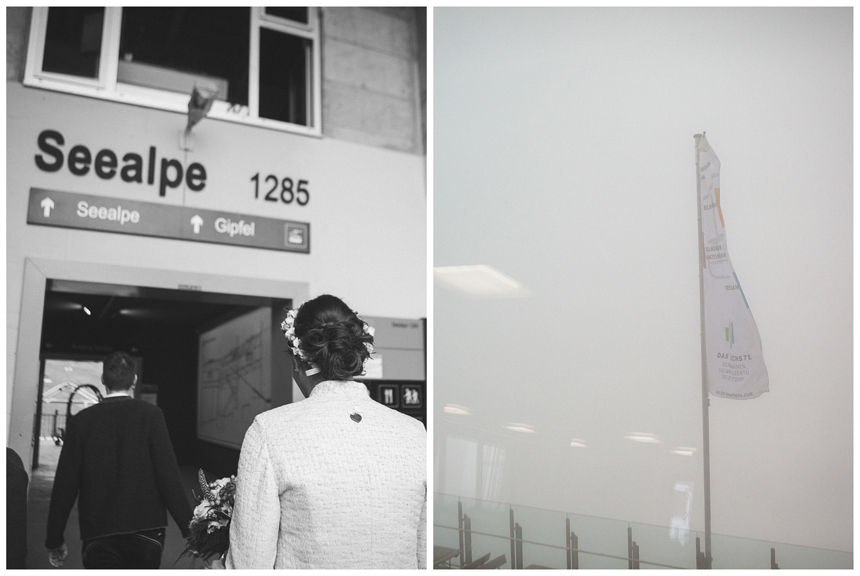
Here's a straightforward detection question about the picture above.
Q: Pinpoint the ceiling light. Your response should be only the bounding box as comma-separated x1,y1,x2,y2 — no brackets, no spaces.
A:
625,432,661,444
570,438,587,448
434,265,532,298
504,423,534,433
671,447,697,456
117,309,148,317
443,404,472,416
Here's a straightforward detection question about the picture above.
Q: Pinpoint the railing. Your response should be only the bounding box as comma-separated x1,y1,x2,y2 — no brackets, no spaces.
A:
434,493,853,569
39,410,67,440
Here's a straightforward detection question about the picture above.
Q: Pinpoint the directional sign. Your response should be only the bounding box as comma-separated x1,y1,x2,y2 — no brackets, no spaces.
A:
190,214,203,234
27,188,310,253
41,196,55,217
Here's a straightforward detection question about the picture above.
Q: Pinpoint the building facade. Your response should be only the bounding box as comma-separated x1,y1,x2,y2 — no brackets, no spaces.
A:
6,7,427,474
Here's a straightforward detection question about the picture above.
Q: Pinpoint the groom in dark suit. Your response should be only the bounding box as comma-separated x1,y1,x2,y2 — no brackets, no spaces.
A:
45,352,192,568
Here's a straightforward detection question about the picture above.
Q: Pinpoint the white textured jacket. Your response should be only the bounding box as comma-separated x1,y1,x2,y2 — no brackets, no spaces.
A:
226,380,426,569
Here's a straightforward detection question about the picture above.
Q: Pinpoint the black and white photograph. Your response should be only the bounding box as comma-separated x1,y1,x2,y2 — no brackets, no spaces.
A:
6,6,426,569
5,4,855,573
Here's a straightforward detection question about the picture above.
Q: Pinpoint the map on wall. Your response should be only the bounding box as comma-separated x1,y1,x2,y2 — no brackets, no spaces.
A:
197,308,272,449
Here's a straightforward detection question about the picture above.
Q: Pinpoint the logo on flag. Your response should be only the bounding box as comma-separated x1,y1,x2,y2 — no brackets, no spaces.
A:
697,135,769,399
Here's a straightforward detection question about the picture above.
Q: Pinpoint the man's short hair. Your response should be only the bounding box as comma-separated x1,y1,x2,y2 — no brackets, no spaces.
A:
102,352,137,391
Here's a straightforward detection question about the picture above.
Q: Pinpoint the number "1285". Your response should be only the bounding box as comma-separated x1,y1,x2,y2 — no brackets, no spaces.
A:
251,174,309,205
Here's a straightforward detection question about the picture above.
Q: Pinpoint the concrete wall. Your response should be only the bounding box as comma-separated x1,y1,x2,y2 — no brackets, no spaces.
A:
321,7,426,155
6,7,30,82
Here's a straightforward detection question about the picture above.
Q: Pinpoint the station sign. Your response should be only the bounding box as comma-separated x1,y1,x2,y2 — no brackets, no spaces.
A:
26,188,309,253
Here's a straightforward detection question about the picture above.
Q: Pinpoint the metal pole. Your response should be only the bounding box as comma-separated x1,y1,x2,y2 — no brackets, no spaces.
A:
566,517,571,569
464,515,472,564
695,133,713,569
515,523,523,570
510,508,516,569
627,527,633,570
458,500,464,567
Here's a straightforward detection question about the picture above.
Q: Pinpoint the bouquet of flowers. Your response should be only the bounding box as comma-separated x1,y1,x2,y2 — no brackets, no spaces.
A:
180,469,236,565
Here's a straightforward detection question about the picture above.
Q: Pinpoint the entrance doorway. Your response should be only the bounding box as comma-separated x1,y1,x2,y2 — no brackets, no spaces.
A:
36,279,292,473
9,257,309,477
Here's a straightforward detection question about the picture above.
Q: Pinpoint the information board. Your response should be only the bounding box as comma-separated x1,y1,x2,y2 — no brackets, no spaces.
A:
197,308,272,449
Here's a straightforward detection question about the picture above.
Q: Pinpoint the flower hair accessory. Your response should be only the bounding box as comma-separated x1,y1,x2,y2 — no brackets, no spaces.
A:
280,309,307,361
280,308,375,359
358,312,375,355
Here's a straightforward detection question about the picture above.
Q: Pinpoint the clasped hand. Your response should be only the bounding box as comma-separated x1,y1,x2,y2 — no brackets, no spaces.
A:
48,543,68,568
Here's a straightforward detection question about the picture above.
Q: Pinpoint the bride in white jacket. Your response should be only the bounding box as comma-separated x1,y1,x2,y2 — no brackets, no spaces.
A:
225,294,426,569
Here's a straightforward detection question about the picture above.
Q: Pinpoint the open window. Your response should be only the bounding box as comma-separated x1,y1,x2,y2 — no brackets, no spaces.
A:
25,7,322,135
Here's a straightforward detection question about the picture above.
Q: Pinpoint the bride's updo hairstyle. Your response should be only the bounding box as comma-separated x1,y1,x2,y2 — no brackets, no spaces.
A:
293,294,374,381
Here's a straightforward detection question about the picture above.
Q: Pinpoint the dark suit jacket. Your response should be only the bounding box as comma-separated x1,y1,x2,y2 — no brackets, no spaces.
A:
45,396,192,549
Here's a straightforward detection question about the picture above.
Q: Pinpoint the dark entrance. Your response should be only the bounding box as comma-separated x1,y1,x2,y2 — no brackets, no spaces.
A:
37,279,291,477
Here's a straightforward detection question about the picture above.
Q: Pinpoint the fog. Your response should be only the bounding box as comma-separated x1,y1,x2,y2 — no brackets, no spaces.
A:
433,7,852,553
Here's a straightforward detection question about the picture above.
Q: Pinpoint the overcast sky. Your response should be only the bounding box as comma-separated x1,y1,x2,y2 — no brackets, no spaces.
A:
433,7,852,556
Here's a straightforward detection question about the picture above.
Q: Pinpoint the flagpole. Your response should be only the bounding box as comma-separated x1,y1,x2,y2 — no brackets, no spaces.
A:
694,133,713,569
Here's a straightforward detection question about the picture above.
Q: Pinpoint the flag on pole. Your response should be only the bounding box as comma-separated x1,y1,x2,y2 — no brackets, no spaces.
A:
697,134,769,399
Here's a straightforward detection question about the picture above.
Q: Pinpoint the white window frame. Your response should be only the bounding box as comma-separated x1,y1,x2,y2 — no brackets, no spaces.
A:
24,6,322,137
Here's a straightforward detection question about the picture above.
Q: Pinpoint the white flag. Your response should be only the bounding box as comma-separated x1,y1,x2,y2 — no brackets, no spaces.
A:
697,135,769,399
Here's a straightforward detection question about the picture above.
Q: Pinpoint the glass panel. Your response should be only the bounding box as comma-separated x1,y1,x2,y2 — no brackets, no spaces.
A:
565,511,630,569
512,503,568,568
435,494,852,569
118,8,249,105
433,492,461,554
259,28,310,126
629,520,697,569
463,498,512,569
710,531,771,569
773,540,853,569
265,7,309,25
43,7,105,79
710,531,854,570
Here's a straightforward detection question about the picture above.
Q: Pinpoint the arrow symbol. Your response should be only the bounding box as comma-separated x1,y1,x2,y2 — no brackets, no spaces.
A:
41,197,55,217
190,214,203,234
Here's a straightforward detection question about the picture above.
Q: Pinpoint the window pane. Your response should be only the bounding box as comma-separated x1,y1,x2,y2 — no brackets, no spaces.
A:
264,7,309,25
42,7,104,79
119,8,250,106
259,28,310,126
